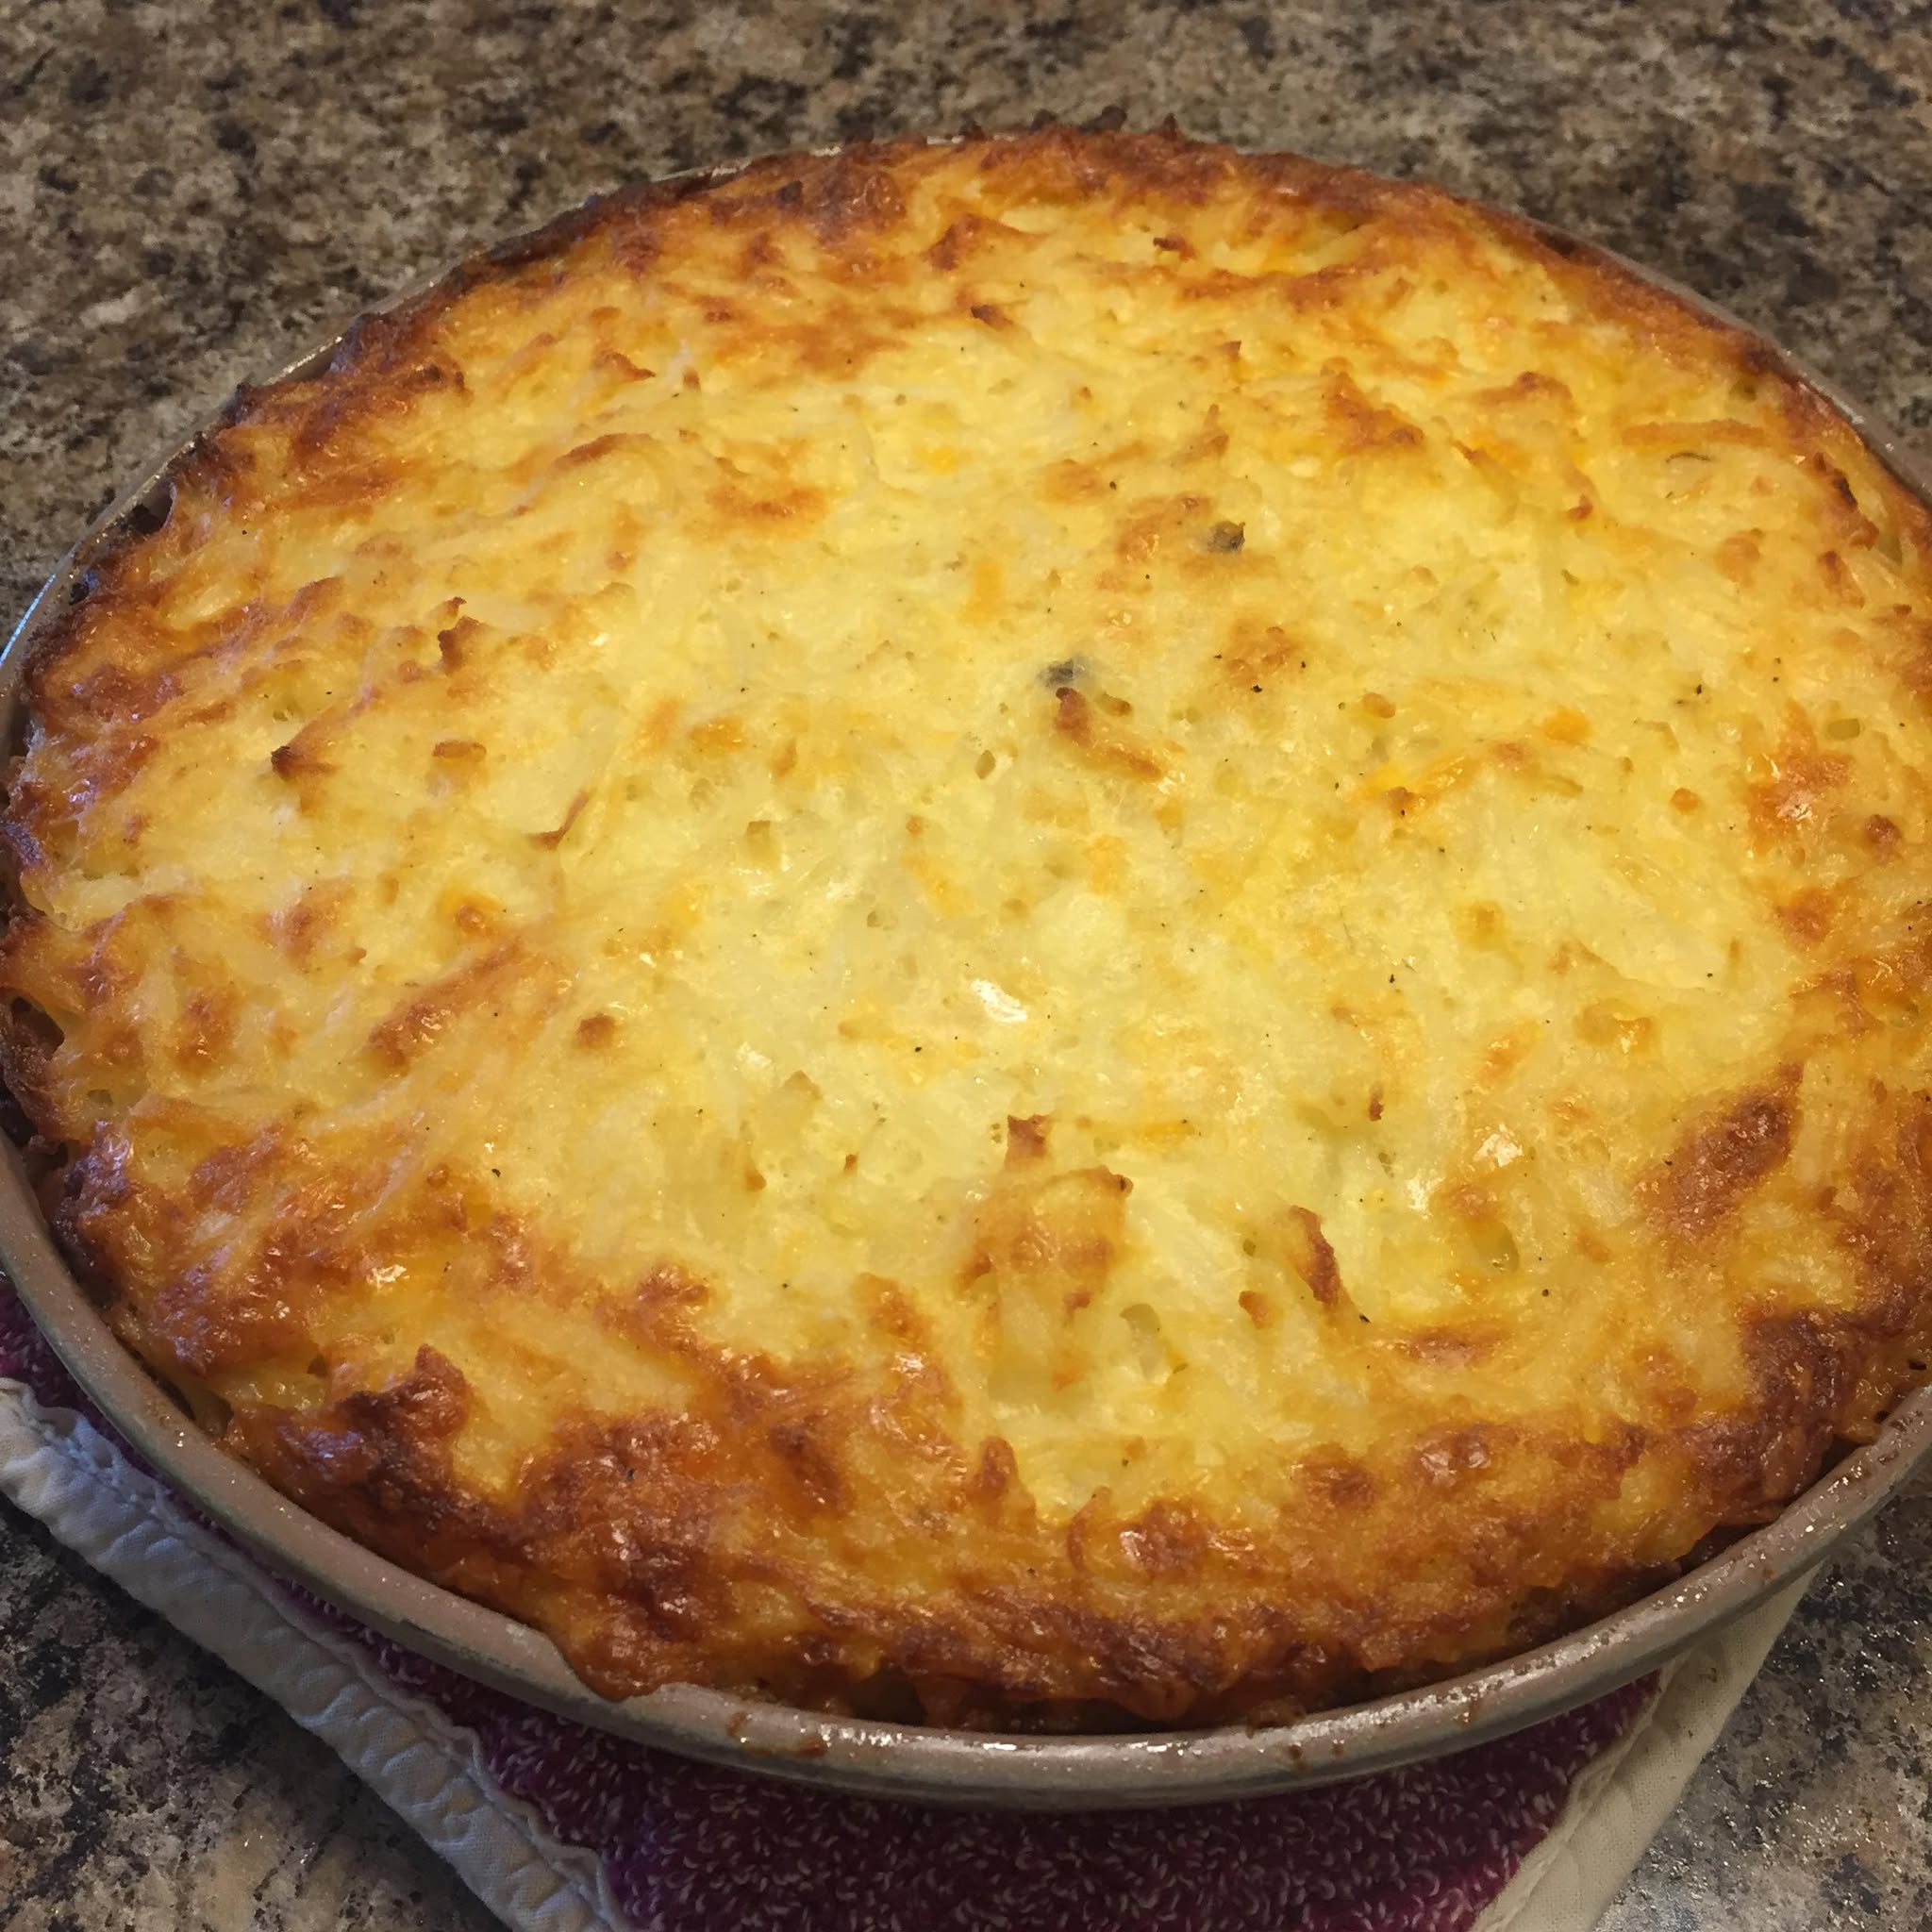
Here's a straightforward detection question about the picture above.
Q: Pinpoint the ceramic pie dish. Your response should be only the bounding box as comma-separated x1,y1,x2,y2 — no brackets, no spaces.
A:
5,127,1932,1805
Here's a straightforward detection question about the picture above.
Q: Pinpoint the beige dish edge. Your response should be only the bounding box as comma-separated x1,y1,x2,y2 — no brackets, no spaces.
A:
5,143,1930,1808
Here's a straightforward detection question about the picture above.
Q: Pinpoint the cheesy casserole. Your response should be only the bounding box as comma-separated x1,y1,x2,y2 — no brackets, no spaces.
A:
8,128,1932,1726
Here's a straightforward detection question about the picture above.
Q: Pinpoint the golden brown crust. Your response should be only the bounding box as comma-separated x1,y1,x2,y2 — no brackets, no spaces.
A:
8,126,1932,1726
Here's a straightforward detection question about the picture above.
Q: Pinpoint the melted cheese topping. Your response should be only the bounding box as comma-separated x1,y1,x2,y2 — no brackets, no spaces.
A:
9,132,1932,1720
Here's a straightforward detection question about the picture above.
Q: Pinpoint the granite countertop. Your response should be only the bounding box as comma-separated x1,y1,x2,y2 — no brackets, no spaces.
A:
3,1,1929,1925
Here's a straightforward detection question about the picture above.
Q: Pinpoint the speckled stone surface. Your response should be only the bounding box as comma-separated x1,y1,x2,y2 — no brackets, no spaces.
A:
1,1,1928,1925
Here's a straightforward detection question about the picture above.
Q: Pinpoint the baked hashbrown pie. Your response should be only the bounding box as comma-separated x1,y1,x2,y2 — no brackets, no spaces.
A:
7,127,1932,1728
